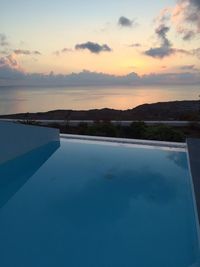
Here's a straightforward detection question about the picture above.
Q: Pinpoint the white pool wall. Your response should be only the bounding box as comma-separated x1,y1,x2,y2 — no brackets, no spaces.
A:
0,121,59,164
60,134,186,151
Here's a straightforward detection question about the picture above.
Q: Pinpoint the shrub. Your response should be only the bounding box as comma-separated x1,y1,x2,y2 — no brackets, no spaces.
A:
144,124,185,142
128,121,147,139
88,121,117,137
78,122,88,135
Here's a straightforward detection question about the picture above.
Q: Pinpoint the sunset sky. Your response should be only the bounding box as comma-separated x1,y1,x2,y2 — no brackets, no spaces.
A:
0,0,200,86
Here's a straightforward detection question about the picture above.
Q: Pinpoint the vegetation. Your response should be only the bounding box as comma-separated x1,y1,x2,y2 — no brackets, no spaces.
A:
18,118,200,142
41,121,187,142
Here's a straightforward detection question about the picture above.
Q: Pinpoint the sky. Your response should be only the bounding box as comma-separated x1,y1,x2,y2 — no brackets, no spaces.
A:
0,0,200,86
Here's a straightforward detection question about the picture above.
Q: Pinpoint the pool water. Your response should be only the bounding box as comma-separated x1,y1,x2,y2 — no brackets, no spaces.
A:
0,138,199,267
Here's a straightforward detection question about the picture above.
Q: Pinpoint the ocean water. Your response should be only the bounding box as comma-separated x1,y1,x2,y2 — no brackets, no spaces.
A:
0,138,199,267
0,85,199,114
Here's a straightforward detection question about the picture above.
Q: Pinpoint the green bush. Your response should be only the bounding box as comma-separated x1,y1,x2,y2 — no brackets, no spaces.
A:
144,124,184,142
88,121,117,137
128,121,147,139
78,122,88,135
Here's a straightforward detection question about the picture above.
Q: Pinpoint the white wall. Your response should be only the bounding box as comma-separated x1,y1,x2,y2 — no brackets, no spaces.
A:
0,122,60,164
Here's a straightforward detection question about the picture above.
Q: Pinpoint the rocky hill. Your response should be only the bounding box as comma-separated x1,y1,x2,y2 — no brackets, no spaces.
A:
0,100,199,121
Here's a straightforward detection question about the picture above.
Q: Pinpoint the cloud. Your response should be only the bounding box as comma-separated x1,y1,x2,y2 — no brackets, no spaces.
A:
178,64,199,71
141,71,200,85
144,23,195,58
0,61,199,87
53,47,72,56
0,65,24,80
155,24,171,45
0,54,19,68
183,0,200,23
129,43,141,47
155,7,172,24
192,47,200,58
174,48,192,55
145,46,193,59
145,47,174,59
62,48,71,53
144,24,174,58
118,16,135,27
172,0,200,39
0,55,24,81
0,50,9,55
0,34,9,47
157,0,200,41
13,49,41,55
75,42,112,54
182,30,195,40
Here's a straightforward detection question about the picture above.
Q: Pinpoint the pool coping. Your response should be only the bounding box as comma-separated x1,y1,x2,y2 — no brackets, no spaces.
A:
187,139,200,222
186,138,200,256
60,134,186,150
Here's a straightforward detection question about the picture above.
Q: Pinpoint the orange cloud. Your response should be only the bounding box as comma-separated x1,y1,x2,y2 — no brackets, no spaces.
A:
157,0,200,40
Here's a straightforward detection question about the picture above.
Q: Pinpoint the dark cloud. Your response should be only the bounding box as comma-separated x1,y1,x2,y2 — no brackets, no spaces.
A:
33,51,41,55
0,34,9,47
145,46,193,59
192,47,200,58
0,65,24,80
173,47,200,58
129,43,141,47
0,60,199,87
0,50,9,55
53,48,72,56
118,16,134,27
173,48,189,55
144,24,174,58
13,49,41,55
190,0,200,7
178,64,198,71
62,48,72,53
144,24,194,58
182,30,195,40
141,71,200,85
155,24,171,47
75,42,112,54
145,47,174,59
0,57,8,66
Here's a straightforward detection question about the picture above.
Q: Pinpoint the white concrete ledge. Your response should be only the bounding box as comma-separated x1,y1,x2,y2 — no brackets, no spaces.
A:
60,134,186,151
187,139,200,222
0,122,60,164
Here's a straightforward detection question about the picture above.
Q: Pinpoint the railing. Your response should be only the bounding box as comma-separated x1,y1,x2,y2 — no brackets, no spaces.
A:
0,119,198,127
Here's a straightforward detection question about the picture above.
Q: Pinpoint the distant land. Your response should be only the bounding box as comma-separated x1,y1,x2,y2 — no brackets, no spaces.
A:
0,100,199,121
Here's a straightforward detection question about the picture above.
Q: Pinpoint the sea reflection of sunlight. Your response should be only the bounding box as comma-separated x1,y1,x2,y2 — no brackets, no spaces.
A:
0,85,199,114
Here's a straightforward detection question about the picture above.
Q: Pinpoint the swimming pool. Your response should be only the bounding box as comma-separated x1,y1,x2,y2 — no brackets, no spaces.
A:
0,137,199,267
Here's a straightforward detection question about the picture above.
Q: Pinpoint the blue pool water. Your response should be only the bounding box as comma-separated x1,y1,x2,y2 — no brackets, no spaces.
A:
0,138,199,267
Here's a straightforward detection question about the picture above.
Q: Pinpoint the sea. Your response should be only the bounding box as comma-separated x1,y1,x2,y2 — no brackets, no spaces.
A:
0,85,199,115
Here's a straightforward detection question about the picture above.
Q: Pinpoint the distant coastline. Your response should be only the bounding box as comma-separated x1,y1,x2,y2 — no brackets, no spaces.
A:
0,84,199,115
